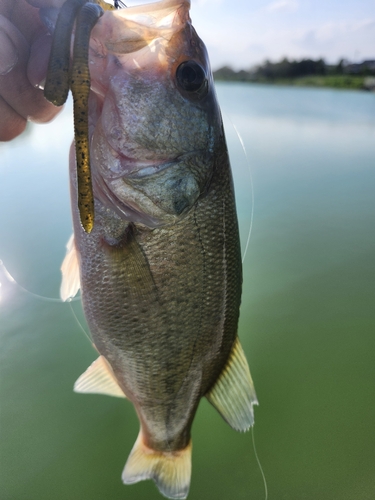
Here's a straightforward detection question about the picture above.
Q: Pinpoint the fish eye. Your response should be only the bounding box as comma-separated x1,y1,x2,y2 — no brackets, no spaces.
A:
176,61,207,94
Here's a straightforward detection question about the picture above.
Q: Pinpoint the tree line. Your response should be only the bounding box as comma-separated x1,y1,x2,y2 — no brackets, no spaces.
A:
213,58,375,83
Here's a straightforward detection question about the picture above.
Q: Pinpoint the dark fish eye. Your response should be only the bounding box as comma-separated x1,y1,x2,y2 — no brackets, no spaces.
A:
176,61,207,93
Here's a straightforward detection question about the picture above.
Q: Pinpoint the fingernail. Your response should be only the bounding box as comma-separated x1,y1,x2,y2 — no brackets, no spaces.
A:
37,77,46,90
0,28,18,75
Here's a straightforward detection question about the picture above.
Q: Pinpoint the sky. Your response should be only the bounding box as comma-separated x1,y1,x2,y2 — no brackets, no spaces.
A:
123,0,375,69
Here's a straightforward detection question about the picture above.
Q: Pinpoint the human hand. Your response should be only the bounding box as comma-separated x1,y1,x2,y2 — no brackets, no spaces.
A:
0,0,65,141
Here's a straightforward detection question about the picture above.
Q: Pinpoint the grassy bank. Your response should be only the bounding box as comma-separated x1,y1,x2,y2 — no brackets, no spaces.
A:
268,75,366,89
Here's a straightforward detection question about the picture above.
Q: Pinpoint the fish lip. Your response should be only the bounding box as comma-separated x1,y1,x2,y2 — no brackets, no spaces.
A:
100,146,206,181
125,150,205,179
118,154,176,179
97,128,178,180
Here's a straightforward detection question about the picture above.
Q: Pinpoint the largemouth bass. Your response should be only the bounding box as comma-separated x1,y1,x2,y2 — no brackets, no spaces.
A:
58,0,258,498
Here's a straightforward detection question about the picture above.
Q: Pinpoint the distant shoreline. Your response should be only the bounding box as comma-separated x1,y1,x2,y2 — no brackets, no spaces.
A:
213,74,375,91
213,59,375,91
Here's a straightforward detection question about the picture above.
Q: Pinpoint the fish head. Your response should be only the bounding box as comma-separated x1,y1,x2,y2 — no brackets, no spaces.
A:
87,0,223,227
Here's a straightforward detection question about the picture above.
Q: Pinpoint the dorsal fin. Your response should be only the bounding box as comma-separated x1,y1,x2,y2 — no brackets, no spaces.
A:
74,356,126,398
60,234,80,301
206,337,258,432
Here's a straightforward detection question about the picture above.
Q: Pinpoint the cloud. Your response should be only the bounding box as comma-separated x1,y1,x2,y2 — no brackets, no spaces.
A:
266,0,299,13
299,18,375,44
189,0,375,69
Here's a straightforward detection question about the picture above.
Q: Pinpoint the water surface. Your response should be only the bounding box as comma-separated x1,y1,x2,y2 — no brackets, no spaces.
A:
1,83,374,499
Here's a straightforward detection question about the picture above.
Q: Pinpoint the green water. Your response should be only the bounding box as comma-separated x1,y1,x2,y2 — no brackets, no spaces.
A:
1,83,374,499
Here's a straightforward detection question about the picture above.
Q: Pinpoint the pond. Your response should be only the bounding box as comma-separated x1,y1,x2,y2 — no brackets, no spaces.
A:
1,82,374,499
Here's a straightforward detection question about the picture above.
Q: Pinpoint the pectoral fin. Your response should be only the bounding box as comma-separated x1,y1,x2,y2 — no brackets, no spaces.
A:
74,355,126,398
60,234,80,301
206,337,258,432
103,223,157,301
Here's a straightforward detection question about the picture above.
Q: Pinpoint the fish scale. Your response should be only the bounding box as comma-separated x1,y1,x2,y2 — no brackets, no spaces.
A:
74,139,240,452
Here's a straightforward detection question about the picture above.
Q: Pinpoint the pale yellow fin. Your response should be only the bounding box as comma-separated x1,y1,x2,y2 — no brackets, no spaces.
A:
60,234,80,301
122,431,192,499
74,356,126,398
206,337,258,432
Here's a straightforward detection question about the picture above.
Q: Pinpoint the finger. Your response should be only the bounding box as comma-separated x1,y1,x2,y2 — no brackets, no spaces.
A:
27,32,52,88
0,1,50,86
26,0,66,9
0,19,18,76
0,0,46,45
8,0,46,44
0,15,60,123
0,95,26,141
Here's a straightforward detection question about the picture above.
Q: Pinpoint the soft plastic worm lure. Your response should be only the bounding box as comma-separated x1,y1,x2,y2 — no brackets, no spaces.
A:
44,0,121,233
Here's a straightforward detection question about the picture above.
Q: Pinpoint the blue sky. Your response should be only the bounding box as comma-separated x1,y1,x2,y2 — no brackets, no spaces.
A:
124,0,375,69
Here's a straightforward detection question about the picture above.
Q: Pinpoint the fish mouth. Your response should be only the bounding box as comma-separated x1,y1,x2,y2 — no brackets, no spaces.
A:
124,150,205,179
93,150,207,228
97,128,205,180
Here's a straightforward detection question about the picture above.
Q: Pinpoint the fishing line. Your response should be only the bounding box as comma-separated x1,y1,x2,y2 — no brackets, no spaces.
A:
252,426,268,500
0,259,80,303
0,253,90,346
222,113,254,264
231,122,254,265
68,300,92,343
222,113,267,498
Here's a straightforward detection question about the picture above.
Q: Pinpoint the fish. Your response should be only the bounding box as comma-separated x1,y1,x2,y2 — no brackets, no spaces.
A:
57,0,258,498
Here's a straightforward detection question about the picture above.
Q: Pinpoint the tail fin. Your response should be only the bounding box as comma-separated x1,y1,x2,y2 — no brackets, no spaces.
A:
122,430,192,499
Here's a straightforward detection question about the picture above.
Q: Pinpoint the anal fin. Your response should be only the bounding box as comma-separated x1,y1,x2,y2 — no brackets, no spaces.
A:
74,355,126,398
206,337,258,432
